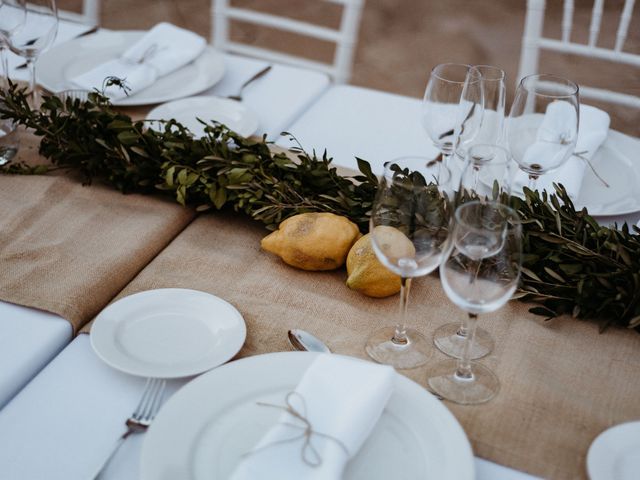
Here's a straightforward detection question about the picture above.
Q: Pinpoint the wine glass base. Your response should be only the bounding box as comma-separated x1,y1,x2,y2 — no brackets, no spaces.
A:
365,327,431,369
427,359,500,405
433,323,494,360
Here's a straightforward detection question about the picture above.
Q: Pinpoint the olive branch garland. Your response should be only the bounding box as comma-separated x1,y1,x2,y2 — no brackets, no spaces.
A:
0,83,638,332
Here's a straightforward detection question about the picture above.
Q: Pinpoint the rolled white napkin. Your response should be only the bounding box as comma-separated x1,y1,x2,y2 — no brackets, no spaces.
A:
230,354,395,480
513,104,610,198
72,23,206,100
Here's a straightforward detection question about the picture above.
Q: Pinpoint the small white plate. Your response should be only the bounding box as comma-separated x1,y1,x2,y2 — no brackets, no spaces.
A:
140,351,474,480
37,30,225,106
147,96,260,137
90,289,246,378
587,421,640,480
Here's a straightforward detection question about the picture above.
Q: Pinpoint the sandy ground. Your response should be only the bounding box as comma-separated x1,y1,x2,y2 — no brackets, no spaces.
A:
57,0,639,135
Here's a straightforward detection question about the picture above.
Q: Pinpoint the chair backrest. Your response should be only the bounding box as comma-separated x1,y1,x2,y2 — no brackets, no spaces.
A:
57,0,100,25
518,0,640,108
211,0,364,84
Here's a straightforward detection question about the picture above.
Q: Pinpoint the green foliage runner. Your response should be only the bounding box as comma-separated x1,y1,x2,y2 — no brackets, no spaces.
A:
1,84,638,332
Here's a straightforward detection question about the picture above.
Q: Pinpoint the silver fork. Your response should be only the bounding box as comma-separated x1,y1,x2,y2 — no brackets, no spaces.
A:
93,378,166,479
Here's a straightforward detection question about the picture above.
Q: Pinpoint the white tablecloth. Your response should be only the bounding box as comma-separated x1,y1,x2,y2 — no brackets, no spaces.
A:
0,303,70,409
276,84,440,175
0,336,540,480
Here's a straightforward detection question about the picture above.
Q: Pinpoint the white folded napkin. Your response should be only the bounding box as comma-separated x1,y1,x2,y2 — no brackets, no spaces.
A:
72,23,206,100
513,104,610,198
230,354,395,480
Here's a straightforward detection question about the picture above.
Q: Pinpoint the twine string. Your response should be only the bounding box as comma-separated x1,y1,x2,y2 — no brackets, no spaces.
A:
244,392,350,468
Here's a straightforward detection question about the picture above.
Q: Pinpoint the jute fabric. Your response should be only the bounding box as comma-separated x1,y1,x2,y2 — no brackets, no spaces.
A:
0,130,196,332
82,212,640,479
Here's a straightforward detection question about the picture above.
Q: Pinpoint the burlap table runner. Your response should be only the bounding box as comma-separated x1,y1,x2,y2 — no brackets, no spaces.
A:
80,212,640,479
0,131,196,332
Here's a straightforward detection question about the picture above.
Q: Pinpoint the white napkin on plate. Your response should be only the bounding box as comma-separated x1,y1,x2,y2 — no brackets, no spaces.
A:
72,23,206,100
513,104,610,198
230,354,395,480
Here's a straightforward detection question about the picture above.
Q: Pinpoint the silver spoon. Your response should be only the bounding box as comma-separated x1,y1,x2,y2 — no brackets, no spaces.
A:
287,329,444,400
287,329,331,354
227,65,272,102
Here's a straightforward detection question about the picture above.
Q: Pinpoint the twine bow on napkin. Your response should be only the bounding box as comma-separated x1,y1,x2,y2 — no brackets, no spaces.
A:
72,23,206,100
229,354,395,480
248,392,350,468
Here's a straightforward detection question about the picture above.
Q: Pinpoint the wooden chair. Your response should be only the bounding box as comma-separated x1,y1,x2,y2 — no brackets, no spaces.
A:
518,0,640,109
57,0,100,25
210,0,365,84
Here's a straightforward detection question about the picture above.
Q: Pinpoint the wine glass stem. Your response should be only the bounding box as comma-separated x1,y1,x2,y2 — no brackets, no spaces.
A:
0,45,8,88
26,58,38,108
391,277,411,345
455,313,478,380
527,174,538,192
456,314,470,338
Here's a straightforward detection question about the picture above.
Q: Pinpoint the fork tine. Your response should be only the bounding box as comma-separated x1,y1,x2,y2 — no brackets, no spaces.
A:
132,378,153,419
133,378,159,420
138,379,165,422
149,380,166,420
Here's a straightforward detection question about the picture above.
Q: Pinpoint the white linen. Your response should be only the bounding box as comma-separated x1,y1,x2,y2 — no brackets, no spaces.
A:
0,302,71,408
277,85,440,175
72,23,206,99
230,354,394,480
513,104,610,198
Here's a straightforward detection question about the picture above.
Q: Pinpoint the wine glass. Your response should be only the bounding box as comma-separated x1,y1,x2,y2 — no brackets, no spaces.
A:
366,156,454,369
8,0,58,105
422,64,483,179
0,0,26,86
469,65,506,148
433,144,517,360
428,201,522,404
506,74,579,192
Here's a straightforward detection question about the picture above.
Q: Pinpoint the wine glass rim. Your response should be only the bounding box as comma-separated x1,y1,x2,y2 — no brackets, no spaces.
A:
518,73,579,98
474,65,505,81
430,63,479,84
455,200,521,227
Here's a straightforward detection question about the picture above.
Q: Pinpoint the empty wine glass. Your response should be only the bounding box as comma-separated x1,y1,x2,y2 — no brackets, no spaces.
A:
469,65,506,149
428,201,522,404
433,144,517,360
8,0,58,105
422,64,483,178
366,156,454,369
0,0,26,86
506,74,579,193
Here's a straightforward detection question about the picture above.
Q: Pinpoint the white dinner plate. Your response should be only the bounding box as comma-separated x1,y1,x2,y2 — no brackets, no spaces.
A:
587,421,640,480
147,96,260,137
90,289,246,378
140,351,474,480
36,30,225,106
576,130,640,216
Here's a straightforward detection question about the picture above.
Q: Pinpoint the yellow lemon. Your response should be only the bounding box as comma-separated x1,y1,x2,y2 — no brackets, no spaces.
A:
346,227,415,298
261,212,361,271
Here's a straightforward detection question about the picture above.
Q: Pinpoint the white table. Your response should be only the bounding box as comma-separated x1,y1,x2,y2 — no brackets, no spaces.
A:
276,84,440,175
0,336,540,480
0,20,329,408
